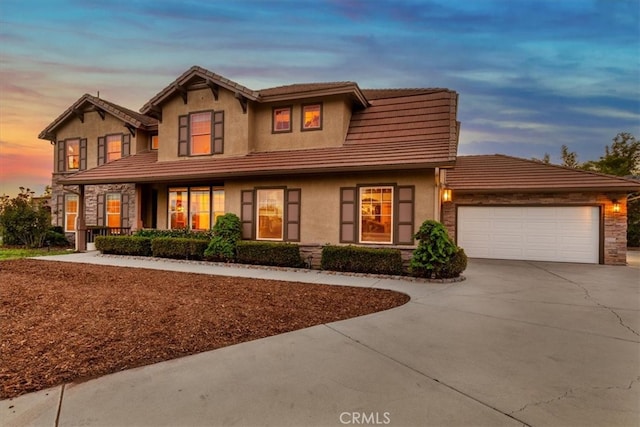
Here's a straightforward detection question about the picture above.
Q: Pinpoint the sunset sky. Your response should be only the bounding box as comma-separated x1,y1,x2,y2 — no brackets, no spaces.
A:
1,0,638,197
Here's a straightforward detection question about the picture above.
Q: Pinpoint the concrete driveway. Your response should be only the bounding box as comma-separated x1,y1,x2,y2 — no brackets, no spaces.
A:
2,254,639,426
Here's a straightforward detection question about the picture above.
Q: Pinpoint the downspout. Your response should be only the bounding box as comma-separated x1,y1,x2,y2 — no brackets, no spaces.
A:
434,167,442,222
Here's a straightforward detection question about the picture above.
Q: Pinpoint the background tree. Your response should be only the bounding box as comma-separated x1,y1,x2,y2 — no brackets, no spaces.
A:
0,187,51,247
561,145,579,168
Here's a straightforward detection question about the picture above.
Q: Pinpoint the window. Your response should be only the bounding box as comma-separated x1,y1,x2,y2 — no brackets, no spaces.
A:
359,187,393,244
257,189,284,240
213,188,225,224
273,107,291,132
168,186,224,230
106,194,121,228
169,187,188,229
65,194,78,232
190,112,212,155
106,135,122,162
302,104,322,130
151,135,159,150
67,139,79,170
190,187,210,230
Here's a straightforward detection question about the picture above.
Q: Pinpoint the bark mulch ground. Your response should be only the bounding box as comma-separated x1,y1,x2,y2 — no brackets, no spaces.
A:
0,259,409,399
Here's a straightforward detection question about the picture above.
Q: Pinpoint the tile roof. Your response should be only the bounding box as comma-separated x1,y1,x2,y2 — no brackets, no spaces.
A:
39,94,157,141
258,82,369,106
346,91,459,160
447,154,640,192
58,141,456,185
361,88,449,100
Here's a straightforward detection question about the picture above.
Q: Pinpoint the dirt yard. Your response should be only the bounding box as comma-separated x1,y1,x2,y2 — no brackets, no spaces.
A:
0,259,409,399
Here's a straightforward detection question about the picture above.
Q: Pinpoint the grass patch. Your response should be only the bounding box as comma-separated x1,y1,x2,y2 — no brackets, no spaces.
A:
0,246,74,260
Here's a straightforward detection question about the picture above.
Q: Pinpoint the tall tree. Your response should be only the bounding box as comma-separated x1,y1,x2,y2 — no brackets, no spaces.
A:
561,145,579,168
592,132,640,177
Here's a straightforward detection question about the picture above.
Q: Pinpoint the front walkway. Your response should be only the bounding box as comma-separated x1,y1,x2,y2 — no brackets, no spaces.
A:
3,252,639,426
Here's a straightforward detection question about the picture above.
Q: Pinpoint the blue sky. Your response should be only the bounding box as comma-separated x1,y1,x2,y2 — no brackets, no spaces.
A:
1,0,638,196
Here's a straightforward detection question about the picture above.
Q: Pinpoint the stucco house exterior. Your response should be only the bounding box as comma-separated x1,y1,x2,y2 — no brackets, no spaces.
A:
39,65,638,265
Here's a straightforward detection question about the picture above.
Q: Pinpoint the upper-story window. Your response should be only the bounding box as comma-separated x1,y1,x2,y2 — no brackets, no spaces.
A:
106,135,122,162
66,139,79,170
272,107,292,133
302,103,322,131
190,112,211,155
178,110,224,157
151,135,159,150
98,133,129,165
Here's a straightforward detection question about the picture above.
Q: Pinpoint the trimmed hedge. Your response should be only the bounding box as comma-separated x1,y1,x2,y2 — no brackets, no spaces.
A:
151,237,208,260
135,228,214,240
204,213,242,262
320,245,403,275
95,236,152,256
236,241,304,267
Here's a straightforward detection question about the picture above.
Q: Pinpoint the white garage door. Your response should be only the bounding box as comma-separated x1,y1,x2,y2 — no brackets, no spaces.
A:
458,206,600,263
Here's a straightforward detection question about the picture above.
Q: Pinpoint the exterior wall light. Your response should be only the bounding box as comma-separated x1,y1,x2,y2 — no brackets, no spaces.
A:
442,187,453,203
612,200,620,213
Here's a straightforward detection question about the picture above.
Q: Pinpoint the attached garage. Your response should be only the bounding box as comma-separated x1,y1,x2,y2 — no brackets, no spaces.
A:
457,206,600,263
442,155,640,265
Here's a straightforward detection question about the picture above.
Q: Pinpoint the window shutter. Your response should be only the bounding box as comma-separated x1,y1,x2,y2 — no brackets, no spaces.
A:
285,189,301,242
241,190,255,239
57,142,65,172
97,193,105,226
121,193,130,228
178,115,188,156
340,187,357,243
213,111,224,154
396,185,415,245
57,194,64,227
79,139,87,170
122,134,130,157
97,136,106,165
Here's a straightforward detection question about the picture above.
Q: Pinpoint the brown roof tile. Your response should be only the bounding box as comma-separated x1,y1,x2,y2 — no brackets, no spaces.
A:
361,88,449,100
447,154,640,192
346,91,459,161
39,94,157,141
59,141,455,185
258,82,369,107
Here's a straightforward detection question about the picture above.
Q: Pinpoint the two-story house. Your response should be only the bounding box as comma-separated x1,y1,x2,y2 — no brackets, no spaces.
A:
39,66,458,260
39,65,638,265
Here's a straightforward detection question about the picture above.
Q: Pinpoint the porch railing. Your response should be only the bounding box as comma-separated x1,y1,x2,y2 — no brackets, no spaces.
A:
84,227,132,243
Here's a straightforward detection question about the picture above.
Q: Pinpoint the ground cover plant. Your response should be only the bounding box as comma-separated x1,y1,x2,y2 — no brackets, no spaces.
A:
0,247,72,260
0,259,409,399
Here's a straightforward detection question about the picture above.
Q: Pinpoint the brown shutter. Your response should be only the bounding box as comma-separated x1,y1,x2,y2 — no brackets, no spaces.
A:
241,190,255,239
97,136,106,165
121,193,130,228
285,189,301,242
79,139,87,170
57,194,64,227
178,115,188,156
57,141,65,172
340,187,357,243
396,185,415,245
97,193,105,226
213,111,224,154
122,134,130,157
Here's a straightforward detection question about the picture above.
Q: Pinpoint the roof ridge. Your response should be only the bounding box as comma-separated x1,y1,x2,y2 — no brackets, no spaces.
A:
494,153,640,185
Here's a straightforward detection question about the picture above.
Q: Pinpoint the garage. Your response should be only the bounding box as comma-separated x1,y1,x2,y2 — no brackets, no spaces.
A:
457,206,600,263
442,155,639,265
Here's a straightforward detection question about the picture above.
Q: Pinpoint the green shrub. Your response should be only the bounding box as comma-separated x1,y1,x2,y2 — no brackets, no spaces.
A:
433,248,468,279
151,237,208,260
410,220,466,279
320,245,403,275
204,213,241,262
0,188,51,247
45,228,70,247
236,241,304,267
95,236,152,256
134,228,214,240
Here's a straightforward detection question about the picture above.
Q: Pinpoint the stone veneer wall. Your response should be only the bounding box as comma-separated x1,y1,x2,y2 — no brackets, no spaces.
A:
51,177,137,244
441,191,628,266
